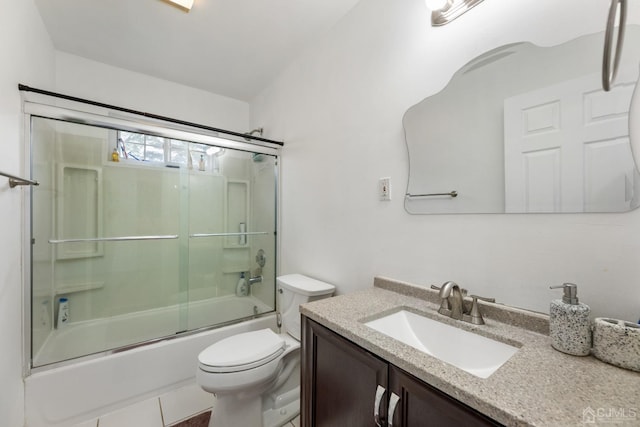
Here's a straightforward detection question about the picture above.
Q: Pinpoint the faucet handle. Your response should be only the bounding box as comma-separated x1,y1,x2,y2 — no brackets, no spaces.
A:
468,295,495,325
470,295,495,303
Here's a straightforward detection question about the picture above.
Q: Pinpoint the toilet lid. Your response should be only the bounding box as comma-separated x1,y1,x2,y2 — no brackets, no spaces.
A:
198,328,285,371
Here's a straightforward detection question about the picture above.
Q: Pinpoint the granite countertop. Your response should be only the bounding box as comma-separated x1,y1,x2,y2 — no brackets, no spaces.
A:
299,277,640,427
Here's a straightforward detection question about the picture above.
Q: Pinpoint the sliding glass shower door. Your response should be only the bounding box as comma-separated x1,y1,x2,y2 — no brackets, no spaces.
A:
29,116,277,368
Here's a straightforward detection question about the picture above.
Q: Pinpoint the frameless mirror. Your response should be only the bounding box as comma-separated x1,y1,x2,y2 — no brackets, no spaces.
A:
404,26,640,214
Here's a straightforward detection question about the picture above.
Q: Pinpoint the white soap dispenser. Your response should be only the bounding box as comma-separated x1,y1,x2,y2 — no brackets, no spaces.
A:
549,283,591,356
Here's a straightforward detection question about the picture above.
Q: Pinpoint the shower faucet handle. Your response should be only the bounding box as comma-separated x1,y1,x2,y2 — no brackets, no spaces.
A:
255,249,267,268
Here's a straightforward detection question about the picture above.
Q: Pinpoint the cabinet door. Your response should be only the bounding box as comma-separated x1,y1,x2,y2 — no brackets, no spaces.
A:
302,317,388,427
388,366,502,427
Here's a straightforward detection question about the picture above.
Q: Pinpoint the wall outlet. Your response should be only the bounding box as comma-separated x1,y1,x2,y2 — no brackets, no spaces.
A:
379,177,391,201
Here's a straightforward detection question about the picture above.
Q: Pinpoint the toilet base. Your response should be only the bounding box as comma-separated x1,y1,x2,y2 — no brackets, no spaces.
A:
209,394,261,427
208,386,300,427
263,398,299,427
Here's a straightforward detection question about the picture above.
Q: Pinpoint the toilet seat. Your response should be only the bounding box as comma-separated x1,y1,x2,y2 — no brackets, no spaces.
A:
198,328,285,373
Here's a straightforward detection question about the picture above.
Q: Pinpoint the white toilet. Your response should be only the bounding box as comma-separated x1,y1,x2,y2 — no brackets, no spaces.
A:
196,274,335,427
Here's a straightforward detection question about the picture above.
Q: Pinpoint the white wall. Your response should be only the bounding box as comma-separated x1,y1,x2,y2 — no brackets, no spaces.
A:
0,0,55,425
55,52,250,133
252,0,640,321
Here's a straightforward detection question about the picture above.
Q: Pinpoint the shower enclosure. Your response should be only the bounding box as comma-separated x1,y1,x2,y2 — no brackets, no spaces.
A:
27,104,279,369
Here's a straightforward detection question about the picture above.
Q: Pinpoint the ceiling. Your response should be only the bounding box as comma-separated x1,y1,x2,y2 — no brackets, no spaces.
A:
34,0,362,101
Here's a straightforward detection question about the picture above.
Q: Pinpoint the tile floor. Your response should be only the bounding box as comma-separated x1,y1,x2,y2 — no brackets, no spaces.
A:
70,382,300,427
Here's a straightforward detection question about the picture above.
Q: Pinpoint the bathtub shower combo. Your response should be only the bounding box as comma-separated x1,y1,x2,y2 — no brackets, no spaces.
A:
22,92,282,425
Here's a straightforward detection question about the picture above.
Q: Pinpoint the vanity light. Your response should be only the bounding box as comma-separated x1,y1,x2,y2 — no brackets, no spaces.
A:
425,0,485,26
165,0,194,12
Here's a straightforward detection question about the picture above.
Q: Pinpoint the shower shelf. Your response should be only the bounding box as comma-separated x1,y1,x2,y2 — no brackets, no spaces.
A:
55,281,105,295
56,164,103,260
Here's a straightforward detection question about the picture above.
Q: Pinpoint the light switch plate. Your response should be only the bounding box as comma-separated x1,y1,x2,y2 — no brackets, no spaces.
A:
379,177,391,201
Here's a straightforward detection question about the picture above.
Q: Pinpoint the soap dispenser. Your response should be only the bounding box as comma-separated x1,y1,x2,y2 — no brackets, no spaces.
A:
549,283,591,356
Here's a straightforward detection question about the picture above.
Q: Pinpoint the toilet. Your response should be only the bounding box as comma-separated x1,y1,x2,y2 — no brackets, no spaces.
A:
196,274,335,427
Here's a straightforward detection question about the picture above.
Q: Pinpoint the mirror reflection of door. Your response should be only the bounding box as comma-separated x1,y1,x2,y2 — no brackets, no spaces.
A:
504,68,637,212
404,25,640,214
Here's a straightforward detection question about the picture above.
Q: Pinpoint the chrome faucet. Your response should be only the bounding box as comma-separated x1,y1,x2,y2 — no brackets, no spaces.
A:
431,281,495,325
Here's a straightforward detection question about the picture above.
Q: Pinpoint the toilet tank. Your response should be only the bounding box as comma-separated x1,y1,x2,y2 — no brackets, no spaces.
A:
277,274,335,341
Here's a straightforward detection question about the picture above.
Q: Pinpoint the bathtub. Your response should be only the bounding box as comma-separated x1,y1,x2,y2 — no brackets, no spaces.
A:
25,295,277,427
33,294,273,367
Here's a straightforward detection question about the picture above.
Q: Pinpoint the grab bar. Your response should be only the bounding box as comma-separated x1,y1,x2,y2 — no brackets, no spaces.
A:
405,191,458,198
48,235,179,244
0,170,39,188
189,232,269,238
602,0,627,91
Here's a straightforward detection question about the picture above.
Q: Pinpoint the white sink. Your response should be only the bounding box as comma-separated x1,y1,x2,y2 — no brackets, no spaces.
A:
364,310,519,378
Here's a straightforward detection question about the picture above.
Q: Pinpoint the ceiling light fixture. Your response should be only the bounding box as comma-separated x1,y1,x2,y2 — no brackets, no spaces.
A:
165,0,194,12
424,0,450,10
425,0,485,26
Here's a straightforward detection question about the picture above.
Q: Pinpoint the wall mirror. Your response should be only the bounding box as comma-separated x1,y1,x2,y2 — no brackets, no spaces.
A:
404,26,640,214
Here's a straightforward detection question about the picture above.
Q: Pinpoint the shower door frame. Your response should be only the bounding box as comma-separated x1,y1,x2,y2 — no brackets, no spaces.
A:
21,97,282,376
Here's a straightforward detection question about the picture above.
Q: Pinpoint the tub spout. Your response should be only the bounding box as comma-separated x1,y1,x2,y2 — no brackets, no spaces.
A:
248,275,263,285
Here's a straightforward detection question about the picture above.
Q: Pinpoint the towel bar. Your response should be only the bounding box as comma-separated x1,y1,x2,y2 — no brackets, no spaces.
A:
0,170,39,188
405,191,458,198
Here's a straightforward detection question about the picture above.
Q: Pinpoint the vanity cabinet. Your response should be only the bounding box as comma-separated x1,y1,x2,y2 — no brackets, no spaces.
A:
301,316,502,427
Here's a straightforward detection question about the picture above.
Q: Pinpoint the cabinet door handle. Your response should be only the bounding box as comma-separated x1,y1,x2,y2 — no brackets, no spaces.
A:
374,385,386,427
387,392,400,427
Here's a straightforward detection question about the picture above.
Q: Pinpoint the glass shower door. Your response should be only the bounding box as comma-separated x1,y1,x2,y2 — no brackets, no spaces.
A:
186,150,277,330
29,115,278,368
31,117,184,367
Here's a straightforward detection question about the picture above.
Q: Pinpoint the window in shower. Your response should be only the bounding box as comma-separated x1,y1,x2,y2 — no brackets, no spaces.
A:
116,130,216,167
118,131,165,162
29,115,278,368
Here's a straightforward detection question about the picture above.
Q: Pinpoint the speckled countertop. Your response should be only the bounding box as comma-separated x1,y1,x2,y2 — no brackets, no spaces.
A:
299,277,640,427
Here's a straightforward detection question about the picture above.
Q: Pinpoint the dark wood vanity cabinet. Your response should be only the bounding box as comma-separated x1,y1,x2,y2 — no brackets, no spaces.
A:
301,316,503,427
387,365,501,426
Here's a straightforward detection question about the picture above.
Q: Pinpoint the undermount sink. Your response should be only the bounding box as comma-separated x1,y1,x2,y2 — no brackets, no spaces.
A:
364,310,519,378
